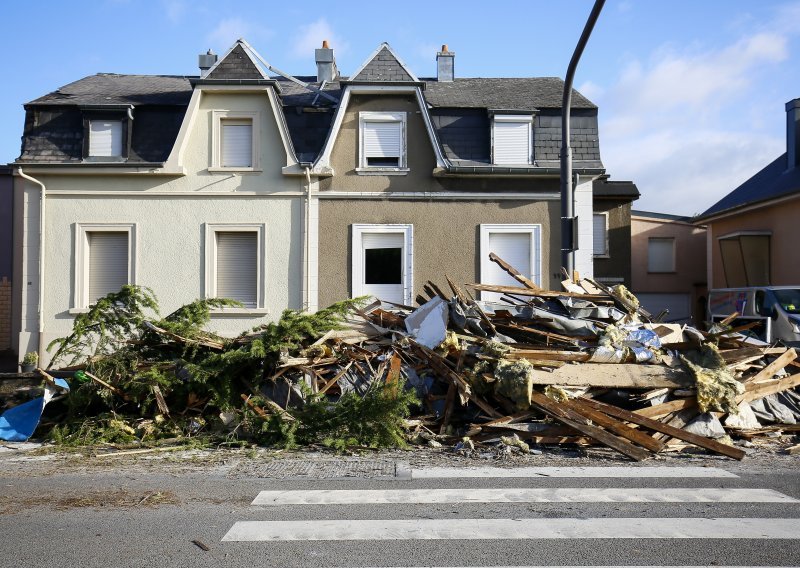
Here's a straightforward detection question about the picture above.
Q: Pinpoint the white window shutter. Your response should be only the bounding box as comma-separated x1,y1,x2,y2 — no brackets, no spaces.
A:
222,122,253,167
363,122,401,158
487,232,531,286
88,232,129,302
89,121,122,157
648,238,675,272
494,121,530,164
216,232,258,307
593,214,607,255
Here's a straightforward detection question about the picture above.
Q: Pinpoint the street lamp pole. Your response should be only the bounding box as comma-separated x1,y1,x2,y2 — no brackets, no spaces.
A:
561,0,606,276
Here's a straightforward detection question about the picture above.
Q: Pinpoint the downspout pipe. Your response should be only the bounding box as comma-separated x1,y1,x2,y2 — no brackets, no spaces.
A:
560,0,605,275
303,166,312,311
16,167,46,363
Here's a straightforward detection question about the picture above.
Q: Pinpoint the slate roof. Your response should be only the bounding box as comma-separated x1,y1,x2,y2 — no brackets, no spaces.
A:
632,210,692,223
423,77,595,110
350,45,416,82
695,154,800,221
27,74,193,106
206,43,266,81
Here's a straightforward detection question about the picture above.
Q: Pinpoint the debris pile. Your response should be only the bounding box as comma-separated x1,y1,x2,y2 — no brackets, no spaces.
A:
1,256,800,460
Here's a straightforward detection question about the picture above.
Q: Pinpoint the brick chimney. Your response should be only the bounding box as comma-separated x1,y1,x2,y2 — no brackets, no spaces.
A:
787,98,800,171
315,40,338,83
437,44,454,82
198,49,217,76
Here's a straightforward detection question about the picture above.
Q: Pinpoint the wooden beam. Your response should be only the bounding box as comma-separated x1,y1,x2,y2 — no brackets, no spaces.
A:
534,363,693,389
578,397,745,460
488,252,541,290
634,397,696,419
566,398,666,453
467,283,610,301
529,392,652,461
740,348,797,386
738,371,800,404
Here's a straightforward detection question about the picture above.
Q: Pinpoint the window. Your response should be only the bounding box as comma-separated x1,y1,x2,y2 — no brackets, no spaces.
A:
211,111,260,171
89,120,123,157
648,237,675,273
593,213,608,257
358,112,407,172
719,232,771,287
351,224,413,304
204,224,266,312
492,114,533,165
221,119,253,168
480,224,541,303
73,223,136,311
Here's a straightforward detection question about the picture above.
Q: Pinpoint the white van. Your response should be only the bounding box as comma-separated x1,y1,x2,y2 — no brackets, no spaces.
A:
707,287,800,347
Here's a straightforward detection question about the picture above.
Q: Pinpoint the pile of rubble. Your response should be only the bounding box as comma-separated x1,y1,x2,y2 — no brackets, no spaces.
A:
2,255,800,459
264,256,800,460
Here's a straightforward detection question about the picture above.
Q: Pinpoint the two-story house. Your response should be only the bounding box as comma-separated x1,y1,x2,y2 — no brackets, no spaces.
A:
12,39,612,364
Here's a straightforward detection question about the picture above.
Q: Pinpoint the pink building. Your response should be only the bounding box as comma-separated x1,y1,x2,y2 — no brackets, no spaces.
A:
631,211,707,324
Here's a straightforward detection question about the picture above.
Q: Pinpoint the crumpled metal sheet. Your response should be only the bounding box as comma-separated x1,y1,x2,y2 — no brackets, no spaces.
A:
559,297,626,321
519,305,599,337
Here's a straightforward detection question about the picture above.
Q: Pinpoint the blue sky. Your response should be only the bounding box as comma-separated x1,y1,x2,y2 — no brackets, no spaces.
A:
3,0,798,215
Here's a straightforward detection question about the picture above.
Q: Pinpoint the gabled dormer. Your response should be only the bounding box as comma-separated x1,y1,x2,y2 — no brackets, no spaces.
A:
347,43,420,84
202,39,269,81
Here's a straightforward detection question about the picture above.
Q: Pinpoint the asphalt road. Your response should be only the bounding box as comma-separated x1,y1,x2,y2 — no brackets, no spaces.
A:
1,452,799,568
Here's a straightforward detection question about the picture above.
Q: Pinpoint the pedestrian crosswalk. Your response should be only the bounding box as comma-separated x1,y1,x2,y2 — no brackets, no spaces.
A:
221,465,800,565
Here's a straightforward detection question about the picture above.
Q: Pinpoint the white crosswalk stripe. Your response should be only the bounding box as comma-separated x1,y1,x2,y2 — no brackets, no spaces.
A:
252,487,796,505
222,464,800,563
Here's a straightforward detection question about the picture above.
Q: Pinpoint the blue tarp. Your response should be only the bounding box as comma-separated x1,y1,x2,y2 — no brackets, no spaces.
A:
0,378,69,442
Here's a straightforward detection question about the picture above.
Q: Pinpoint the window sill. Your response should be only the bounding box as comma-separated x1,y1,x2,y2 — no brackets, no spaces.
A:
355,167,410,176
207,167,262,174
593,254,610,259
209,308,270,317
69,308,90,315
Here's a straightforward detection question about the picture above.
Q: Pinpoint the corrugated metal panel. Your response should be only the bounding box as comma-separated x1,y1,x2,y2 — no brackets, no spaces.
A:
89,120,122,157
648,238,675,272
363,122,401,158
222,122,253,167
216,232,257,307
88,232,128,302
593,214,607,255
494,121,529,164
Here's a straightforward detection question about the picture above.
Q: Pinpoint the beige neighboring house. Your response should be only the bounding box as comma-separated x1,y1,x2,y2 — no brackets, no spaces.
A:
631,211,707,324
694,97,800,289
12,40,308,365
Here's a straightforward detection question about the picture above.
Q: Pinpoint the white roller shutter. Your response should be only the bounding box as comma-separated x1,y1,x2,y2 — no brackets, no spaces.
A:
593,214,607,255
88,232,129,302
363,121,401,158
89,120,122,157
216,232,257,307
222,122,253,167
493,121,530,164
362,233,404,250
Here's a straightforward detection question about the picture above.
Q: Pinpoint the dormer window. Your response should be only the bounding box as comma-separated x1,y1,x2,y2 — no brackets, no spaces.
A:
89,120,123,157
492,114,533,165
210,110,260,172
358,112,408,174
82,109,130,162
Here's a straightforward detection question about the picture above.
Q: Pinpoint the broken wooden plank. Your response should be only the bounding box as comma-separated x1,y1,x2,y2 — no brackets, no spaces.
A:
578,397,745,460
529,392,652,461
488,253,541,290
439,382,457,435
468,283,610,301
740,348,797,386
534,363,693,389
505,349,591,363
634,397,696,419
738,371,800,404
566,398,666,453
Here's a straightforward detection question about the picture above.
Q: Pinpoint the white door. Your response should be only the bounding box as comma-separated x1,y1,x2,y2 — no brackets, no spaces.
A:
483,231,532,305
361,232,405,304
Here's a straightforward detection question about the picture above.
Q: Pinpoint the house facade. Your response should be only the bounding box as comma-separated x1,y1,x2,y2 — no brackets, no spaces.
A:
591,179,639,289
12,39,613,363
631,210,707,324
695,98,800,289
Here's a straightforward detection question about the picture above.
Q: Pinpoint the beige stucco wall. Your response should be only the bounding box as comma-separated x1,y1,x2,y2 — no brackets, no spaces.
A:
317,199,560,308
708,197,800,288
16,90,304,363
631,216,706,293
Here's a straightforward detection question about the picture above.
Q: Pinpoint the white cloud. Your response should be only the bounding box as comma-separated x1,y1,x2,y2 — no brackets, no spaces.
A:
290,18,347,60
593,24,791,216
206,18,273,51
